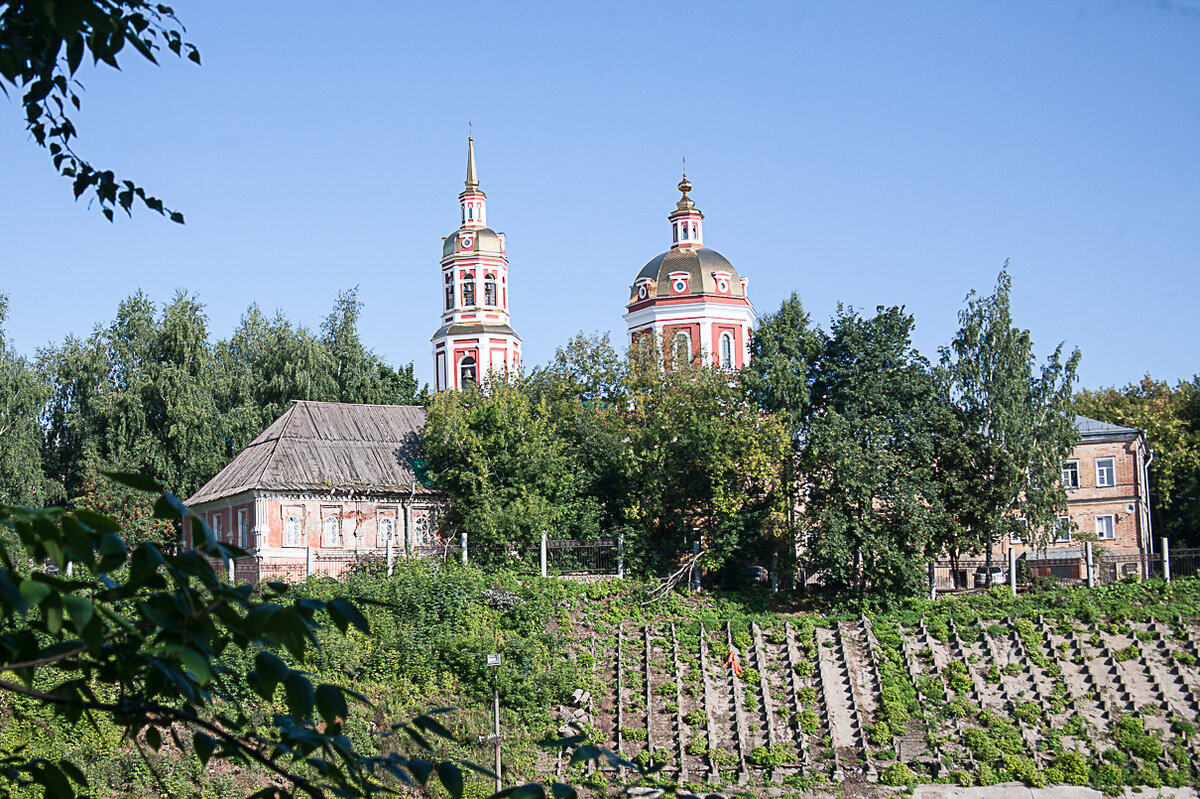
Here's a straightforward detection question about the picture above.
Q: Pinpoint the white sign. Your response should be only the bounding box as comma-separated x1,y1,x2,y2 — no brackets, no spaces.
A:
486,653,501,667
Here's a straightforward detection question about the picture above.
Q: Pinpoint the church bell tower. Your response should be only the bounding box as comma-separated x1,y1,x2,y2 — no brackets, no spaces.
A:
431,138,522,390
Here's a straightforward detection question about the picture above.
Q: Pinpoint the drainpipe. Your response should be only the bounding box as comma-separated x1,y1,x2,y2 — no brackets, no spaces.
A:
1143,447,1154,577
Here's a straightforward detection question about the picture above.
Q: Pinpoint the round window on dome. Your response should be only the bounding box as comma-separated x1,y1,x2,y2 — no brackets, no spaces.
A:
672,278,687,293
638,284,648,299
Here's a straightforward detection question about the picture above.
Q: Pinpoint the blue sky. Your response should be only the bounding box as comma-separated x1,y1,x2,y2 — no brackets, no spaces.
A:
1,1,1197,390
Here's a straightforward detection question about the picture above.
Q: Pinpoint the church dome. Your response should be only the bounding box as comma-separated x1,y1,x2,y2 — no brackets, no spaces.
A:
442,227,504,258
629,247,745,304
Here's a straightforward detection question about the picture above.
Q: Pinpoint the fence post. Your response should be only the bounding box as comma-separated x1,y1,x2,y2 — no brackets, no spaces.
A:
617,532,625,579
540,531,548,578
1085,542,1094,589
1162,537,1171,583
1008,547,1017,594
306,546,313,578
228,558,235,582
929,562,937,601
462,532,468,565
691,540,701,592
387,535,394,577
771,550,779,594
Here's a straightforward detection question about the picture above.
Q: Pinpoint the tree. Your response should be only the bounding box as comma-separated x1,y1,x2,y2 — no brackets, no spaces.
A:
620,338,789,576
422,376,603,556
939,267,1080,571
799,305,947,602
0,0,199,220
1075,376,1200,545
742,292,820,537
0,294,48,508
0,474,502,798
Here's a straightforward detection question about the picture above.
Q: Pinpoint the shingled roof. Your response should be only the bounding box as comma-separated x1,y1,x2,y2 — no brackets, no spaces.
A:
1075,415,1141,437
186,401,432,506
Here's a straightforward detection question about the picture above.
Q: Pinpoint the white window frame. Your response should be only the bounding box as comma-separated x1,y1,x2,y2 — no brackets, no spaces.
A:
1062,460,1080,490
284,514,303,548
673,332,692,363
213,513,224,543
1096,457,1116,488
378,515,395,549
1054,516,1071,544
237,508,248,548
1095,514,1116,541
459,354,477,386
1009,518,1028,545
321,508,341,548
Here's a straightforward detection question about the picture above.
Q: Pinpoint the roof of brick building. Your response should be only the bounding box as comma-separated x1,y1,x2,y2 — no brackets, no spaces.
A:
185,400,433,506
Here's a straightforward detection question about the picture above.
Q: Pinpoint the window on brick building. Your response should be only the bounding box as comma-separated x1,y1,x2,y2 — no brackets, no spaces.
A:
1095,514,1115,540
379,517,394,548
237,508,247,548
284,514,302,547
1062,461,1079,489
213,514,223,543
1096,457,1115,488
1054,517,1071,543
322,511,340,547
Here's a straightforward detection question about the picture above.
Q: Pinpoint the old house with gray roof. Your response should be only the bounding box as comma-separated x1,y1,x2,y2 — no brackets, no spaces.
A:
183,400,445,580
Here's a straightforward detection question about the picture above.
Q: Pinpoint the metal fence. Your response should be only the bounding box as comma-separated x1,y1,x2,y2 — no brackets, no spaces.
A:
547,538,618,576
930,541,1199,597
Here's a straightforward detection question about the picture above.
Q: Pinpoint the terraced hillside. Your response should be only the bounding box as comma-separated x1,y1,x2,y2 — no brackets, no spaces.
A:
549,606,1200,793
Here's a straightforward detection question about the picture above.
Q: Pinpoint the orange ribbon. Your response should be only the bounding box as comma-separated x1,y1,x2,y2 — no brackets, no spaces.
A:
723,649,743,676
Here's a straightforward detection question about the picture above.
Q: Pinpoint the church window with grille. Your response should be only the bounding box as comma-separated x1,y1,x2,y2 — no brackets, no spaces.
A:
445,274,454,310
673,332,692,364
484,273,497,306
460,355,477,385
720,333,734,369
379,517,394,548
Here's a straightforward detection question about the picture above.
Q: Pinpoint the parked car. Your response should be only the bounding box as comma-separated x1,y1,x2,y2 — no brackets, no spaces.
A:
974,565,1007,588
744,565,770,587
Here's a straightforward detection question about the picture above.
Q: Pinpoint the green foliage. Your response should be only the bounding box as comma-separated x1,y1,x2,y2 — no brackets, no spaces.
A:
1055,752,1091,785
1113,714,1162,762
0,478,471,798
37,289,419,506
800,305,949,604
0,1,198,220
682,708,706,727
880,761,916,786
938,266,1080,563
0,295,48,509
1113,644,1140,663
1075,377,1200,545
747,745,789,768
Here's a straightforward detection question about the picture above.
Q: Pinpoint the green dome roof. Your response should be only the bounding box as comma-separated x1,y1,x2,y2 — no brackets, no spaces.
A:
442,227,504,258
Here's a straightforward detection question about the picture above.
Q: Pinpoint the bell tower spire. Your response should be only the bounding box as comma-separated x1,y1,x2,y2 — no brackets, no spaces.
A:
432,137,522,391
459,137,486,229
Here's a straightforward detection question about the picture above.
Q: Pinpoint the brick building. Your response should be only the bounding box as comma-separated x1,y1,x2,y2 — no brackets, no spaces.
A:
182,401,445,580
1004,415,1152,579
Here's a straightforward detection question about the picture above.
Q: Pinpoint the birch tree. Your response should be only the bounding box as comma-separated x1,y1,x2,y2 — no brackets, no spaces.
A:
939,266,1080,573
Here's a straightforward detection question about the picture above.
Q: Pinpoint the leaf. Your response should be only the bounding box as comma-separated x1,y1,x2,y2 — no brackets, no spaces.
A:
568,744,602,765
407,758,433,784
540,734,585,749
61,594,94,633
253,651,289,698
99,470,163,494
437,761,464,799
327,598,370,634
0,572,25,614
59,760,88,787
414,713,457,743
550,783,577,799
19,579,52,608
67,35,85,75
193,732,216,765
162,644,212,685
314,683,347,726
73,508,122,534
153,493,186,520
284,671,314,719
145,726,162,751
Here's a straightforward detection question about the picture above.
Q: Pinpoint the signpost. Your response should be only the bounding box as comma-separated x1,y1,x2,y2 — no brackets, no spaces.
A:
486,654,501,793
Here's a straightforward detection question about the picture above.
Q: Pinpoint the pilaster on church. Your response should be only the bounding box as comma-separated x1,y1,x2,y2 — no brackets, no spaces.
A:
430,138,522,391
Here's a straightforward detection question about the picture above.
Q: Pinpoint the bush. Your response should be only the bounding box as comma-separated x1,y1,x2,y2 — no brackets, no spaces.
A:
868,721,892,747
683,708,706,727
880,762,916,786
748,746,789,768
